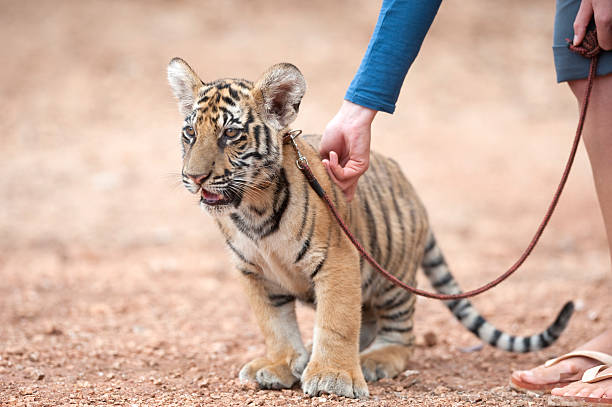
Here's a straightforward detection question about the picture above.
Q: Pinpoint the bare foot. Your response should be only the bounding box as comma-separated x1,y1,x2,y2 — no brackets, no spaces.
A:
551,366,612,400
512,329,612,387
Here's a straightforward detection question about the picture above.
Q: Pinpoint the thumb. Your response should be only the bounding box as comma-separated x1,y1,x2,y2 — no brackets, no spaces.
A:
573,0,593,45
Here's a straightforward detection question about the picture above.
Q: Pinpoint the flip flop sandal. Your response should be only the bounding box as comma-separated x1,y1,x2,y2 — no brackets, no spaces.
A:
510,351,612,395
547,365,612,406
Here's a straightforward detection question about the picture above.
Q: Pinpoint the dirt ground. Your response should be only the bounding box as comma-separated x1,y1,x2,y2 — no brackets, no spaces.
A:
1,1,611,406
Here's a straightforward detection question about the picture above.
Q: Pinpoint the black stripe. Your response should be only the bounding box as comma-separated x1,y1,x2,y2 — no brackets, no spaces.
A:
197,95,210,105
468,316,486,335
244,110,255,132
229,169,290,240
361,272,374,290
268,294,295,307
380,325,413,333
380,199,393,268
295,238,311,263
388,180,406,271
221,95,236,106
240,151,263,160
425,235,436,253
432,272,454,289
310,257,326,279
446,299,461,313
228,86,239,99
540,332,553,348
423,255,445,269
377,289,412,311
363,197,381,263
522,336,531,353
225,240,254,266
248,205,267,216
309,216,331,279
452,300,471,318
263,125,272,154
263,169,290,237
296,181,310,240
488,330,502,347
370,160,394,268
239,267,256,277
380,306,415,321
252,124,261,151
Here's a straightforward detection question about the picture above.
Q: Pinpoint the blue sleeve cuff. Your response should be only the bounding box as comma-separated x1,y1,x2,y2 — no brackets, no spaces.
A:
344,91,396,114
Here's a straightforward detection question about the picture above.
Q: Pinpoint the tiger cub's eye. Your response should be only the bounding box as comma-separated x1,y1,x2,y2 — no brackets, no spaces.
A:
223,128,240,139
182,126,196,145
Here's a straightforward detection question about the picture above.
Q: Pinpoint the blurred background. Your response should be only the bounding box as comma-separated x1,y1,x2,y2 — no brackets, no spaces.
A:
1,1,610,405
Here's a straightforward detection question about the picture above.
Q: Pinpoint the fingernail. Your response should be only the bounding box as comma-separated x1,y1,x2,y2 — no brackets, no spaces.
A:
573,35,578,45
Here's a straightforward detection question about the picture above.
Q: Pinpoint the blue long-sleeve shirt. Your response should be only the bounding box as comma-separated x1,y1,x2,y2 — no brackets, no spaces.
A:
345,0,442,114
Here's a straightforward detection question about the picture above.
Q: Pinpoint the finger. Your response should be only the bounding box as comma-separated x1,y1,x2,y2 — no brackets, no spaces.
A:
573,0,594,45
594,10,612,50
327,153,356,191
329,151,353,183
324,155,358,201
324,158,349,190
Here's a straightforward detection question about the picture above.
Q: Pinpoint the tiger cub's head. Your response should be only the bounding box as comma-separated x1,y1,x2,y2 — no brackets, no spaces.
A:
167,58,306,216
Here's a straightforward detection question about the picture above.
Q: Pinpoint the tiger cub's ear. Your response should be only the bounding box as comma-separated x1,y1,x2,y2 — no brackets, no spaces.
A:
167,57,203,116
253,63,306,130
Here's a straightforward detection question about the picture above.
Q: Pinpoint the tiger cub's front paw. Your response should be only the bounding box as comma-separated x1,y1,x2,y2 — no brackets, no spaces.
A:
301,361,369,398
239,351,309,390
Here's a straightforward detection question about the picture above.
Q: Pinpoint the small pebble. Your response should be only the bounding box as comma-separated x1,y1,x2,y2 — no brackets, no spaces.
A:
423,331,438,347
588,310,599,321
402,369,420,377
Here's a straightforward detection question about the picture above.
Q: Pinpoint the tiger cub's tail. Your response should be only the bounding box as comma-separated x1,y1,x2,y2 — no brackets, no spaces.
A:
421,230,574,353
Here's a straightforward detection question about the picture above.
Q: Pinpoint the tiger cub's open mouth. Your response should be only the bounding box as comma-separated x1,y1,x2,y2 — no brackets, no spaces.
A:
200,188,234,206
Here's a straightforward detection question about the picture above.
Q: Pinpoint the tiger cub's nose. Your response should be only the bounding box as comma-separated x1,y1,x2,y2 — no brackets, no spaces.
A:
185,171,211,186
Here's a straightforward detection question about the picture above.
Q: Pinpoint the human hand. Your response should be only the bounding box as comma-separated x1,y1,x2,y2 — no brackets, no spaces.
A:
319,100,377,201
573,0,612,50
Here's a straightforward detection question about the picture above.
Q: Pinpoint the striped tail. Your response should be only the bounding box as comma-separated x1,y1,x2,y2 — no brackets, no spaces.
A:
421,230,574,353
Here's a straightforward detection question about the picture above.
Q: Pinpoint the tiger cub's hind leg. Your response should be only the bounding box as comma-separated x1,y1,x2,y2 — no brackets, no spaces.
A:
360,283,417,382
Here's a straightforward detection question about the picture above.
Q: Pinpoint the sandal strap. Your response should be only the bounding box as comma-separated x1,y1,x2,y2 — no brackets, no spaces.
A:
544,350,612,368
582,365,612,384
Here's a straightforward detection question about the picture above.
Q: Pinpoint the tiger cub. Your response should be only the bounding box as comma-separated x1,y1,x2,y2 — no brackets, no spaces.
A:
167,59,574,398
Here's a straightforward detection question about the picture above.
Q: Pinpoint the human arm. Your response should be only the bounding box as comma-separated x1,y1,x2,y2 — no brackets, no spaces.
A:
320,0,442,200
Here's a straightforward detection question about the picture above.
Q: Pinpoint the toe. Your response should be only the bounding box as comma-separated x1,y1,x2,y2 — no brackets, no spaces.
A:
576,386,594,397
551,386,567,396
563,384,591,397
588,387,606,399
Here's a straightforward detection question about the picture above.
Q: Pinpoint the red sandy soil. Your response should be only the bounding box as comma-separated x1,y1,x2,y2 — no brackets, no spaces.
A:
1,1,610,405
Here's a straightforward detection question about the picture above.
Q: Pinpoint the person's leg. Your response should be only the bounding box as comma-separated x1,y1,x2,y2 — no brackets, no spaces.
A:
547,73,612,399
512,73,612,397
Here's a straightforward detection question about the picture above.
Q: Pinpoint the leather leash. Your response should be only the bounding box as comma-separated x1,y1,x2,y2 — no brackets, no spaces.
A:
284,31,602,300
